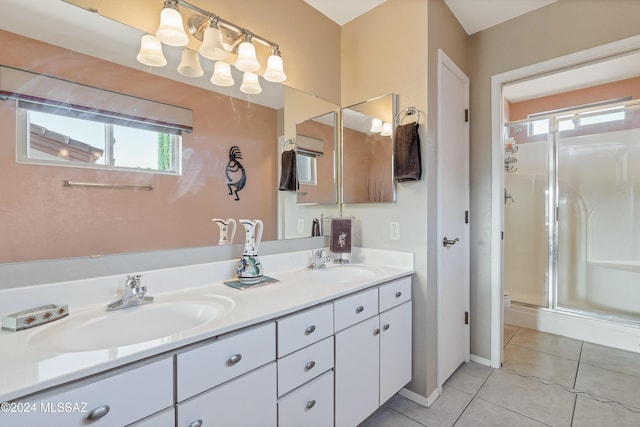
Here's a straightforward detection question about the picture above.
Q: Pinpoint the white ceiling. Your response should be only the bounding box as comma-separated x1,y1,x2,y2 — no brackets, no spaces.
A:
303,0,558,34
304,0,387,26
444,0,558,35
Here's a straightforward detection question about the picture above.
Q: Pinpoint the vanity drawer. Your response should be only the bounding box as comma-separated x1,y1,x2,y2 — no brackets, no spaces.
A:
277,303,333,357
128,407,175,427
176,321,276,401
4,357,173,427
278,336,334,396
379,276,412,312
334,287,379,332
278,370,334,427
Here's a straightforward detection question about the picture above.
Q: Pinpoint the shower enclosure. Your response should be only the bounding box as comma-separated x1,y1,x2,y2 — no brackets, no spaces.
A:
504,100,640,324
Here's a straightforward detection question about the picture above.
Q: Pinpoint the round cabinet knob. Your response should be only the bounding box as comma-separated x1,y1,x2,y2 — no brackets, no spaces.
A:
188,420,204,427
305,361,316,371
355,306,364,314
373,328,380,336
383,324,390,331
306,400,317,410
305,325,316,335
228,353,243,366
395,291,402,298
84,404,110,421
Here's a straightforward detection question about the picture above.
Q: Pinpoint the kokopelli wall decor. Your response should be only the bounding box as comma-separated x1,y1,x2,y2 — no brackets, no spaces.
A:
225,145,246,201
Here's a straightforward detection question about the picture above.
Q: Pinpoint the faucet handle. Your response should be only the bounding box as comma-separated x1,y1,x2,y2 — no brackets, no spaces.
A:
125,274,142,288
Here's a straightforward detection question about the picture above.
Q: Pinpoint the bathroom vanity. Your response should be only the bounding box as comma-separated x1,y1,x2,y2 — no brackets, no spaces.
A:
0,248,413,426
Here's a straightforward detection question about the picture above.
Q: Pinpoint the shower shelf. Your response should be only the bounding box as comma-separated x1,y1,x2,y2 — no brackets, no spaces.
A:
504,144,518,172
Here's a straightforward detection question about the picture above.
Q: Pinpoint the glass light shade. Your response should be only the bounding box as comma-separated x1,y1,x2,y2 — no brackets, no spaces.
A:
370,118,383,133
156,7,189,47
235,41,260,72
211,61,234,86
199,26,227,60
136,35,167,67
380,122,393,136
263,54,287,82
240,72,262,94
177,48,204,77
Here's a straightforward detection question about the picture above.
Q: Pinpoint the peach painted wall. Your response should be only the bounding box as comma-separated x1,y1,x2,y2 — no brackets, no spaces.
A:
0,30,277,263
508,76,640,120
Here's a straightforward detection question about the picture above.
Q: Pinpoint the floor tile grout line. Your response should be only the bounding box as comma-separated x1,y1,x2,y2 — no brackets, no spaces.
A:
579,360,640,381
386,406,430,427
568,340,584,427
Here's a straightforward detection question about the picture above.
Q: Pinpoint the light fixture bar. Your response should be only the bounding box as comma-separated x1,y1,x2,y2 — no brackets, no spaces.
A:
179,0,280,53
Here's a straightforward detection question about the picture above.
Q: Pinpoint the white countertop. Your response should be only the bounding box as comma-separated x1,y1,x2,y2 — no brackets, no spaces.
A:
0,248,414,402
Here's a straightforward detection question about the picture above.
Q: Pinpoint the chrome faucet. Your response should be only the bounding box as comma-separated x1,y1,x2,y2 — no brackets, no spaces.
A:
306,249,332,270
107,274,154,311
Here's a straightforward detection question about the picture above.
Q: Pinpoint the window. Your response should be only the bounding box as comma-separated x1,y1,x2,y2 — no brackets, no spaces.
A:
18,102,181,174
296,153,317,185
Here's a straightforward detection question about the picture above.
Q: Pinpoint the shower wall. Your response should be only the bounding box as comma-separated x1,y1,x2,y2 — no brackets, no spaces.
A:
504,107,640,323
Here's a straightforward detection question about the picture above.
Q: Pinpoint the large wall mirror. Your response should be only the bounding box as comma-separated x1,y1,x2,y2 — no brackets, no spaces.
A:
0,0,339,265
342,94,397,203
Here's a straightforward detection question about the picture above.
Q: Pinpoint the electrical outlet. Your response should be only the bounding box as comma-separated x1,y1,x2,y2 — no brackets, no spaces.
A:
390,222,400,240
297,219,305,234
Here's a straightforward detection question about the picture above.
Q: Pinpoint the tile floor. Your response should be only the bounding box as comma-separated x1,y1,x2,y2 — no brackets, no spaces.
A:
360,324,640,427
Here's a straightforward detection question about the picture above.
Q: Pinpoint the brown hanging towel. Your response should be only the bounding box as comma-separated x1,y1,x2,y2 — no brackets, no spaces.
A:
278,149,298,191
394,122,422,181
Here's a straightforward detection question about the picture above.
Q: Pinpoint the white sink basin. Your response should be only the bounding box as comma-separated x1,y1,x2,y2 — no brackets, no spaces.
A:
27,295,234,352
306,264,383,284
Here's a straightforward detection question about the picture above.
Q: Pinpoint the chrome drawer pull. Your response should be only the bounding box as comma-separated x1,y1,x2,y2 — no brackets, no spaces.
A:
306,400,316,410
383,324,390,331
188,420,204,427
305,361,316,371
305,325,316,335
395,291,402,298
355,306,364,314
228,353,243,366
373,328,380,336
84,404,110,421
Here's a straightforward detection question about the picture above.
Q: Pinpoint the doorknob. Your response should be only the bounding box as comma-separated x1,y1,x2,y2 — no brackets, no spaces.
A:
443,237,459,247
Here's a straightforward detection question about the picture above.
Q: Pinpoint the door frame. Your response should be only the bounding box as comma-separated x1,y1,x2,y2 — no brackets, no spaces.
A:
436,49,470,390
489,35,640,368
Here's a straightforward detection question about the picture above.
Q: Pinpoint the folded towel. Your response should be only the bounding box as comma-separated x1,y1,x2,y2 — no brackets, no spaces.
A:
278,149,298,191
330,218,352,253
394,122,422,182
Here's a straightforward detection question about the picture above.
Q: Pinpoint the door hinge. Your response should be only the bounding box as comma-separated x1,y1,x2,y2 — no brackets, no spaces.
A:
465,210,469,224
464,311,469,325
464,109,469,123
501,231,504,240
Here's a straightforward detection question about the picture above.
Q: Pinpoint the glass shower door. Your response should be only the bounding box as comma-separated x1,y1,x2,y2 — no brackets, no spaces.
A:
556,106,640,320
504,120,550,307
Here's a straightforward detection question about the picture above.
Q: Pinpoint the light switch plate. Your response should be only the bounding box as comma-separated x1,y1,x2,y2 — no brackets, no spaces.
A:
297,219,305,234
390,222,400,240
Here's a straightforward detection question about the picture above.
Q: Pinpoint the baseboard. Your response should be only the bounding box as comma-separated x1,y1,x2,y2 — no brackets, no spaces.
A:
398,387,438,408
470,354,492,367
506,304,640,354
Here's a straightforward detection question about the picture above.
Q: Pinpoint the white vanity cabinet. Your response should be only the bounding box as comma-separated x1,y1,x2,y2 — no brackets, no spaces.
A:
1,356,173,427
334,277,412,427
175,322,277,427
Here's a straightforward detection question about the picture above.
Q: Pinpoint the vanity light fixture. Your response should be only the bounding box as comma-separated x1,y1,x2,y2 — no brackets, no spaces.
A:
234,33,261,73
380,122,393,137
177,48,204,77
198,18,226,60
136,35,167,67
263,46,287,83
137,1,286,93
211,61,234,87
240,72,262,94
155,0,189,47
370,118,383,133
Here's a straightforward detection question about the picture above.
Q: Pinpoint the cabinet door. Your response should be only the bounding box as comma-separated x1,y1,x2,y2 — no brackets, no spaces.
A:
379,301,412,405
334,315,380,427
177,362,277,427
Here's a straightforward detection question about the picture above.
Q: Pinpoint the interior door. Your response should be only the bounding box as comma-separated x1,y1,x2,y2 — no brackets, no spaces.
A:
437,49,470,389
